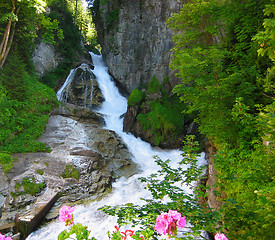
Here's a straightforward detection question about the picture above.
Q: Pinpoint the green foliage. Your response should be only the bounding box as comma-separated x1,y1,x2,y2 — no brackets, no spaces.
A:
134,76,188,146
58,223,96,240
90,0,120,32
137,97,187,145
48,1,81,51
0,0,64,69
0,53,58,154
0,153,14,173
39,15,64,44
168,0,275,239
128,89,145,106
36,169,44,175
146,76,161,94
62,165,80,180
22,177,45,195
105,9,119,30
39,0,89,88
100,136,220,239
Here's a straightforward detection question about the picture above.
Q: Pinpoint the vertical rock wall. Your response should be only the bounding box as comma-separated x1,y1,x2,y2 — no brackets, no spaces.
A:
93,0,182,93
32,41,62,76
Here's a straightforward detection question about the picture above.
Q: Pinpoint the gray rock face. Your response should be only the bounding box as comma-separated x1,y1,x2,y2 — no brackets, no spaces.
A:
94,0,182,93
32,41,62,76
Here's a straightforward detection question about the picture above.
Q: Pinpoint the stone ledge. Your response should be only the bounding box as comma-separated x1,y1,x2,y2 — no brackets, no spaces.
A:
15,188,59,240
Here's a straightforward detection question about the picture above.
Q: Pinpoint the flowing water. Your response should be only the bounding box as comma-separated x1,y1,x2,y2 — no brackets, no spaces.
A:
27,53,206,240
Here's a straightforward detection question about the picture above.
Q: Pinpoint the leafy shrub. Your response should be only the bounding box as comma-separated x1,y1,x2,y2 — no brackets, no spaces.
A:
146,76,161,94
0,55,58,154
100,136,218,239
136,82,188,146
168,0,274,238
128,89,145,106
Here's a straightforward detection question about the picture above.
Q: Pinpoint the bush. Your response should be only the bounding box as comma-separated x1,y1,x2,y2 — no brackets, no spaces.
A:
146,76,161,94
128,89,145,106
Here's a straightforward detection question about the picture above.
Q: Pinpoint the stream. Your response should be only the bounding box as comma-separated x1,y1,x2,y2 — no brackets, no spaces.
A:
26,53,206,240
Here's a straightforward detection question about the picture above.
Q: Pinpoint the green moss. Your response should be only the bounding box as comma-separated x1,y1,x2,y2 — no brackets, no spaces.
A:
22,177,45,195
0,153,14,173
15,182,21,190
133,75,189,146
128,89,145,106
62,165,80,180
36,169,44,175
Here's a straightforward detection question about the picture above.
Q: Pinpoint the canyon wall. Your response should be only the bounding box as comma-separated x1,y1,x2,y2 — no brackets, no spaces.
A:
93,0,182,93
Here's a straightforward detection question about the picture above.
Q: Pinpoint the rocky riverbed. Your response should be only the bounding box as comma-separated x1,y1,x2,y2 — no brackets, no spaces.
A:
0,103,139,238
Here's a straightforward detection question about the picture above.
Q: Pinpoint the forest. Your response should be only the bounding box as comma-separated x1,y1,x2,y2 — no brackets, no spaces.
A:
0,0,274,240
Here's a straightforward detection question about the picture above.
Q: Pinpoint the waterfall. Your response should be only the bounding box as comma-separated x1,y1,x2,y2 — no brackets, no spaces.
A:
56,63,94,108
27,53,207,240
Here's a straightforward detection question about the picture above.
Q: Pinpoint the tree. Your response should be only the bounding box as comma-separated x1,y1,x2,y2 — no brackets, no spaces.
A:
168,0,274,238
0,0,19,68
0,0,63,68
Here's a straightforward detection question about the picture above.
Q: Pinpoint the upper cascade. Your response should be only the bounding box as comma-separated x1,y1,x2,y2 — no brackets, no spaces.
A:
57,63,104,109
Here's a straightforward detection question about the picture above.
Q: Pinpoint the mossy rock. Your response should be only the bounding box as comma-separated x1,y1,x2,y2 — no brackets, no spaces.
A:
61,165,80,180
22,177,46,195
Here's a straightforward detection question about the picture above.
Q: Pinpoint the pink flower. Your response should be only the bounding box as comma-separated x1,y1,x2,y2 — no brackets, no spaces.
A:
168,210,181,221
155,213,169,235
215,233,229,240
177,216,186,228
59,205,75,226
0,233,12,240
155,210,187,236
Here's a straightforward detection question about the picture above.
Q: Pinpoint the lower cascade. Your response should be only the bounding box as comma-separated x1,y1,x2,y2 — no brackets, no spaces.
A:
26,53,206,240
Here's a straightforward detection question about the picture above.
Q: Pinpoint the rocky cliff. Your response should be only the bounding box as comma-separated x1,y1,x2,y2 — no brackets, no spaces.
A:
92,0,182,93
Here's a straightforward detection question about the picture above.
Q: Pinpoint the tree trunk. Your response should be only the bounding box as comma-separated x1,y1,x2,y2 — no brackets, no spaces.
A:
0,10,18,68
0,0,17,69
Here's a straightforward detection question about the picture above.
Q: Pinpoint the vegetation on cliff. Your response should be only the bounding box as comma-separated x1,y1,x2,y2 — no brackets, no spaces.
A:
128,76,189,147
167,0,274,239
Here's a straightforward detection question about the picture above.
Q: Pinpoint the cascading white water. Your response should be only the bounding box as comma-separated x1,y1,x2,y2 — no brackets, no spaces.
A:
56,63,94,108
27,53,206,240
